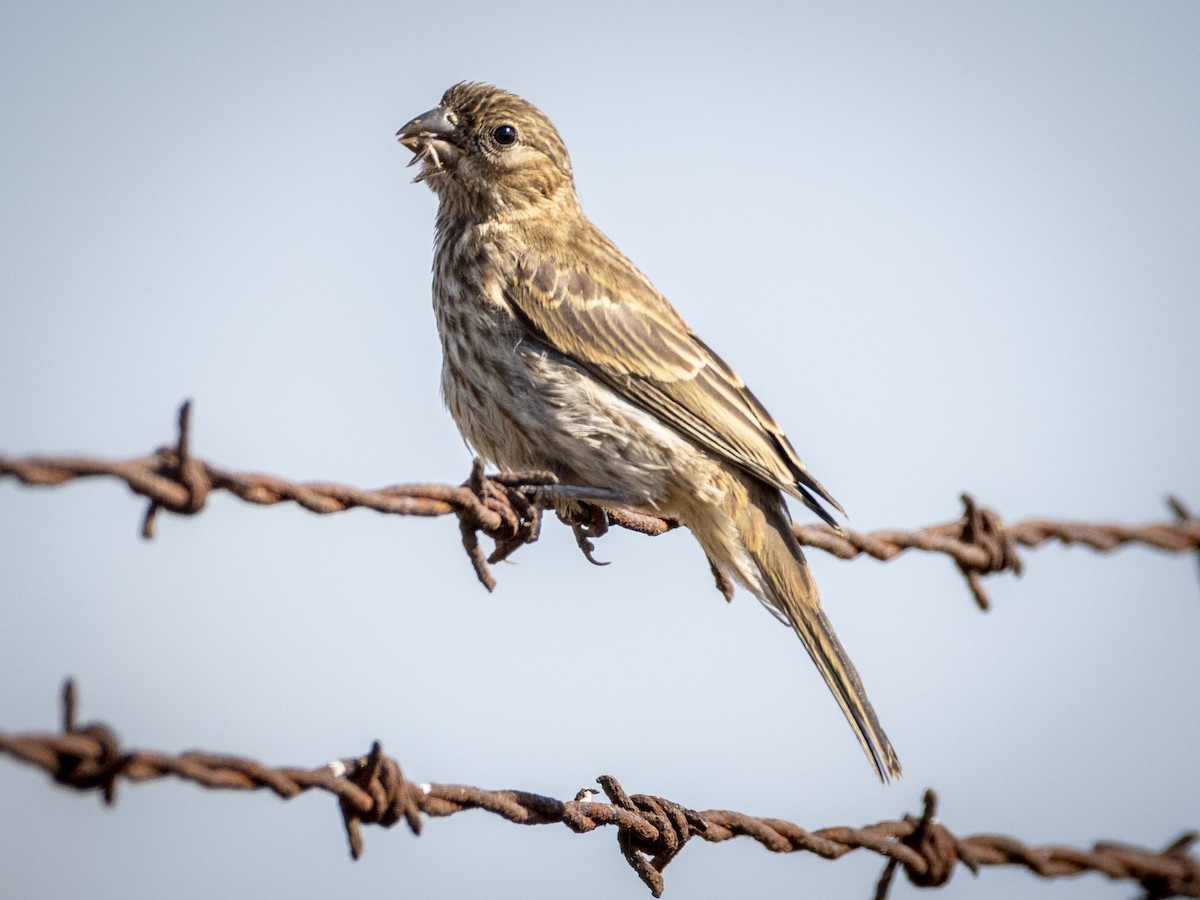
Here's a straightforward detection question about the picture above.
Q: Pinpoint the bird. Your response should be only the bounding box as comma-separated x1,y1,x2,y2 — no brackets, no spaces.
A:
397,82,901,782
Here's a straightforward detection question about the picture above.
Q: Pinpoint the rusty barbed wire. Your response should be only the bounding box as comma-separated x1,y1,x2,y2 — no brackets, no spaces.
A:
1,401,1197,606
1,681,1196,898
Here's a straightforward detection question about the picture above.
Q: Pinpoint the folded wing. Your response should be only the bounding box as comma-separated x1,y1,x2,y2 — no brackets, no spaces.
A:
508,238,843,525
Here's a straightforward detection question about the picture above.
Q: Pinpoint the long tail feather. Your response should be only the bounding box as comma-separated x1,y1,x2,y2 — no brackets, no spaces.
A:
738,484,901,782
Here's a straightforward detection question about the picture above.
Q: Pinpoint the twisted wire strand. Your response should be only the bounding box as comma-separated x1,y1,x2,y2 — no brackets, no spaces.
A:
2,401,1197,606
2,682,1196,898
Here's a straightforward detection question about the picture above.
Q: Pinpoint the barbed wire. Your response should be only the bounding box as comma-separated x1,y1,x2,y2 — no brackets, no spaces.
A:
1,401,1197,608
1,681,1196,898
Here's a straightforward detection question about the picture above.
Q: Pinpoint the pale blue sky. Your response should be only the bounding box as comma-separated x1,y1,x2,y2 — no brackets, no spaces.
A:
2,3,1198,898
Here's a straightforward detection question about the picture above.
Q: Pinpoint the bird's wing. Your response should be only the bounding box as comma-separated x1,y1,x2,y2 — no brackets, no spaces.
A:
508,237,842,524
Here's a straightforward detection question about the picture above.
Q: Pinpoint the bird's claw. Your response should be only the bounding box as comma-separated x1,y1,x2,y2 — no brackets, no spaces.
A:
565,502,611,567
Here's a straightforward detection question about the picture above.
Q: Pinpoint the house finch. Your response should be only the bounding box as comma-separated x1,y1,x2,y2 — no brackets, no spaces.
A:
397,82,901,781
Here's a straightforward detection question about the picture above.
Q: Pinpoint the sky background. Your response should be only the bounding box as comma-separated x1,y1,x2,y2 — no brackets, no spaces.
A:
2,2,1198,898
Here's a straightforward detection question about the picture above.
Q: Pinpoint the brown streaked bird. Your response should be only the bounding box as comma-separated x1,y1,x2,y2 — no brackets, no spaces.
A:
397,82,901,782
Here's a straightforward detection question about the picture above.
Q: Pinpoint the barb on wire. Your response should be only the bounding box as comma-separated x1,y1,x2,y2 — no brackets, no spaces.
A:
1168,496,1200,586
1,681,1196,898
1,401,1197,607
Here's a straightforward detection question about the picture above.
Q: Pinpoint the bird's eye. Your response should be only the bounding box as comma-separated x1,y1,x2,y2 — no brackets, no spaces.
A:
492,124,518,146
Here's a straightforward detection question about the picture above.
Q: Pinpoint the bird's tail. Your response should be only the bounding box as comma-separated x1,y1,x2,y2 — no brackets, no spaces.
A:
734,481,902,782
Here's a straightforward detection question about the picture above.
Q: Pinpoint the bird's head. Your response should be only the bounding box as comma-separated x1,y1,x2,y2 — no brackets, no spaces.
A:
397,82,575,216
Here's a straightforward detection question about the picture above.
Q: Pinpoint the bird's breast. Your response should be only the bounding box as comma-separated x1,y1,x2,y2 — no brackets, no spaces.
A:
427,219,705,509
430,226,540,467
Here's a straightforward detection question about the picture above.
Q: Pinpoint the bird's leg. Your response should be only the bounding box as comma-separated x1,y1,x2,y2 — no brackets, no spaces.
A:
523,483,645,507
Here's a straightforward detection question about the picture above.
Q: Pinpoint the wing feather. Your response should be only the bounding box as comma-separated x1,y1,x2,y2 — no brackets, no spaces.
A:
509,238,843,523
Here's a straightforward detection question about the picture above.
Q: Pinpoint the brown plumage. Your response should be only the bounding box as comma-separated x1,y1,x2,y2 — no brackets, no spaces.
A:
397,82,901,781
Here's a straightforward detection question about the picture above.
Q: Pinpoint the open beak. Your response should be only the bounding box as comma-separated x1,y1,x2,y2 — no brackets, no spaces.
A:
397,106,461,182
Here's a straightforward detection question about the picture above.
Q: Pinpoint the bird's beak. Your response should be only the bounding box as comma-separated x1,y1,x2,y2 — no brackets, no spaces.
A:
397,106,462,182
396,105,457,149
